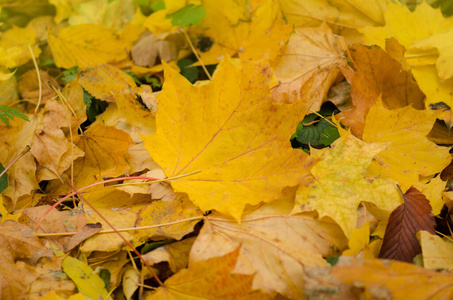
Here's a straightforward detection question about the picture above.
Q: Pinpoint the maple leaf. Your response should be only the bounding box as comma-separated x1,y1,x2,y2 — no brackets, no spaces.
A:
144,58,315,220
338,44,425,137
293,126,402,237
361,2,453,49
148,248,271,299
363,101,451,190
379,187,436,263
48,24,132,69
70,122,133,189
192,0,291,63
327,256,453,299
189,192,347,299
280,0,386,28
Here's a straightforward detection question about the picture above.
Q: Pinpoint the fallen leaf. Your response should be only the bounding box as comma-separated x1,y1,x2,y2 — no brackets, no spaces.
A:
0,25,41,69
63,223,103,252
48,24,131,69
71,122,133,189
134,195,202,243
79,64,137,102
293,126,401,237
145,58,315,220
338,44,425,137
378,187,436,263
190,189,347,299
17,69,58,105
147,248,271,300
280,0,386,28
62,256,112,300
418,230,453,271
363,100,451,190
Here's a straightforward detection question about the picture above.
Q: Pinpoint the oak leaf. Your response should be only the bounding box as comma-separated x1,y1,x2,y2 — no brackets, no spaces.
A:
293,126,401,237
379,187,436,263
144,58,315,220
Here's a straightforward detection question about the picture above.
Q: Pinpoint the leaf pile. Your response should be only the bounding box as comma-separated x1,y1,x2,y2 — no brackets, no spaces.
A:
1,0,453,299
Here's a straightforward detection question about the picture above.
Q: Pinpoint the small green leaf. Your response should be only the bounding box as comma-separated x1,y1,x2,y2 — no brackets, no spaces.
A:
166,4,206,27
150,0,165,11
321,126,340,146
0,162,8,194
0,105,29,126
326,256,339,266
99,269,111,290
56,66,79,83
177,58,199,83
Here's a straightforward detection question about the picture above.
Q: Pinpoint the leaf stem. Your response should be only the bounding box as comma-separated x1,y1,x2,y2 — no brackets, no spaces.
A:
66,181,164,286
28,44,42,114
0,145,31,179
181,28,212,80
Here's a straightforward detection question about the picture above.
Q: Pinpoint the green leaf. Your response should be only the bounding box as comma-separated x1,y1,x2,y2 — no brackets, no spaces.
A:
177,58,199,83
57,66,79,83
326,256,339,266
0,105,29,126
99,269,111,290
321,126,340,146
83,90,108,123
0,162,8,194
166,4,206,27
150,0,165,11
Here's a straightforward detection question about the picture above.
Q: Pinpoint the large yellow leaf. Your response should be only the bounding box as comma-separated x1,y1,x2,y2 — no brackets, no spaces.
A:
280,0,386,28
144,58,315,220
48,24,130,69
147,248,271,299
293,127,401,237
189,190,347,299
361,2,453,49
363,101,451,191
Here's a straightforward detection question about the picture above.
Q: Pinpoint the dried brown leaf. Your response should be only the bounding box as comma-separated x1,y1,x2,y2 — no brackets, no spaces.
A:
379,186,436,262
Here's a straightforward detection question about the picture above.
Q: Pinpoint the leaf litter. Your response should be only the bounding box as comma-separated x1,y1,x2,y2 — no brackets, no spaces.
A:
1,0,453,299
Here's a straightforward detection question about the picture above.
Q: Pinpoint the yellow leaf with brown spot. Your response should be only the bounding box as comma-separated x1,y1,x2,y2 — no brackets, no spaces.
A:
48,24,130,69
144,58,315,220
363,101,451,191
418,230,453,271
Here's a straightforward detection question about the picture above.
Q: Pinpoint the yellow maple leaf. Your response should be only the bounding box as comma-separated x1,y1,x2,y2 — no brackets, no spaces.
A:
363,101,451,191
280,0,386,28
71,122,133,189
193,0,291,63
148,248,271,299
190,192,347,299
48,24,131,69
361,1,453,49
144,58,315,220
293,126,401,237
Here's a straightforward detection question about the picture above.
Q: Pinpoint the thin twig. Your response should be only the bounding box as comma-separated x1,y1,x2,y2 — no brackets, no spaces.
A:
28,44,42,113
181,28,212,80
0,146,31,179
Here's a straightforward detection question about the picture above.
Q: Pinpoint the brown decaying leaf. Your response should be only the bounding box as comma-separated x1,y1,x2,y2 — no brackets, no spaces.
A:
378,186,436,262
63,222,102,252
338,44,425,138
17,69,58,105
